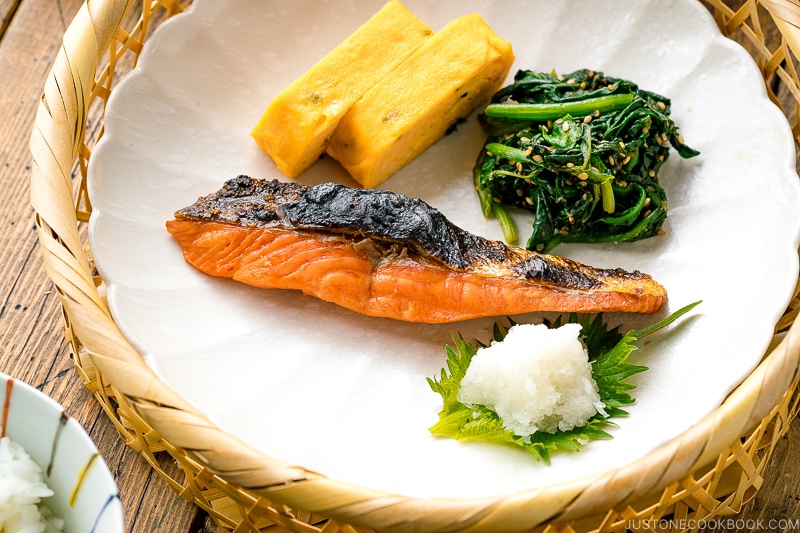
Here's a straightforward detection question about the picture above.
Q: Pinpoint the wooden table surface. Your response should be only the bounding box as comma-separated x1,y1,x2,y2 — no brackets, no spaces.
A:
0,0,220,531
2,1,800,533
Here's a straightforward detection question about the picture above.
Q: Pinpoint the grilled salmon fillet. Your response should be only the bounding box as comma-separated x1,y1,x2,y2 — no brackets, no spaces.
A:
166,176,666,323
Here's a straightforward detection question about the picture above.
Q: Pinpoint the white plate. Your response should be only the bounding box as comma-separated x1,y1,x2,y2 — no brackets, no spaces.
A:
87,0,800,500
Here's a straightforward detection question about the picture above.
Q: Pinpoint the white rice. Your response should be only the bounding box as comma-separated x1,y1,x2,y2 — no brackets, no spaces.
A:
0,436,64,533
458,322,606,436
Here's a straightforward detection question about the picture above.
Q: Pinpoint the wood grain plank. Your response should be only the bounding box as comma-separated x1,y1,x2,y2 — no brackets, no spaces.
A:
0,0,214,531
0,0,20,39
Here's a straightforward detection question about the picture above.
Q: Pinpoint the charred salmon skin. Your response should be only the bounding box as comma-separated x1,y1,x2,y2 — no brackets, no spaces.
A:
166,176,666,323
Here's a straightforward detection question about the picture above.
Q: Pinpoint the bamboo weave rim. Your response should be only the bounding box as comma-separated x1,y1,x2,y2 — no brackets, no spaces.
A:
27,1,800,531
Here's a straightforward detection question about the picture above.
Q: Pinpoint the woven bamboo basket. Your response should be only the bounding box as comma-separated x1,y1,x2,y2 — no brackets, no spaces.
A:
28,0,800,531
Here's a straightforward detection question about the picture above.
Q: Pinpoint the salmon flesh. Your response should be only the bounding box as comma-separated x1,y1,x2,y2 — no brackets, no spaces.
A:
166,176,666,323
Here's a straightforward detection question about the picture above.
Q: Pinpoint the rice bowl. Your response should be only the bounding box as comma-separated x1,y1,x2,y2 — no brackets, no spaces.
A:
0,372,123,533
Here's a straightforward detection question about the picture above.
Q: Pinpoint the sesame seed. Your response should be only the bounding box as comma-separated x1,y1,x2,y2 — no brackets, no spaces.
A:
532,154,543,162
608,155,615,166
583,115,592,124
524,147,533,157
516,189,524,196
578,172,589,180
644,197,651,206
567,78,576,84
608,84,615,91
566,162,575,168
580,82,587,90
515,162,523,172
657,101,666,110
677,134,685,144
525,197,534,205
593,110,600,117
562,121,570,132
648,169,655,177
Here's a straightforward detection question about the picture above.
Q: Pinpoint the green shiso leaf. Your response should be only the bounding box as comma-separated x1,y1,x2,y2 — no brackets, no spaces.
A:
427,301,700,464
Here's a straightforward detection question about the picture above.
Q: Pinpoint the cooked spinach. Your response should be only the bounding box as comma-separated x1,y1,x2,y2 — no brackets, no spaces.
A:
474,69,699,252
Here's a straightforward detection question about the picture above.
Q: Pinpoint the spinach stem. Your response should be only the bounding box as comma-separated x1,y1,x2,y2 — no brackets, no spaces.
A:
491,202,518,244
485,143,531,163
598,185,646,226
484,93,634,121
600,180,615,214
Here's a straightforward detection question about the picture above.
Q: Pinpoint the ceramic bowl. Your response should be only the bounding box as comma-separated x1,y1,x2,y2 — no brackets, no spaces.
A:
0,371,124,532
